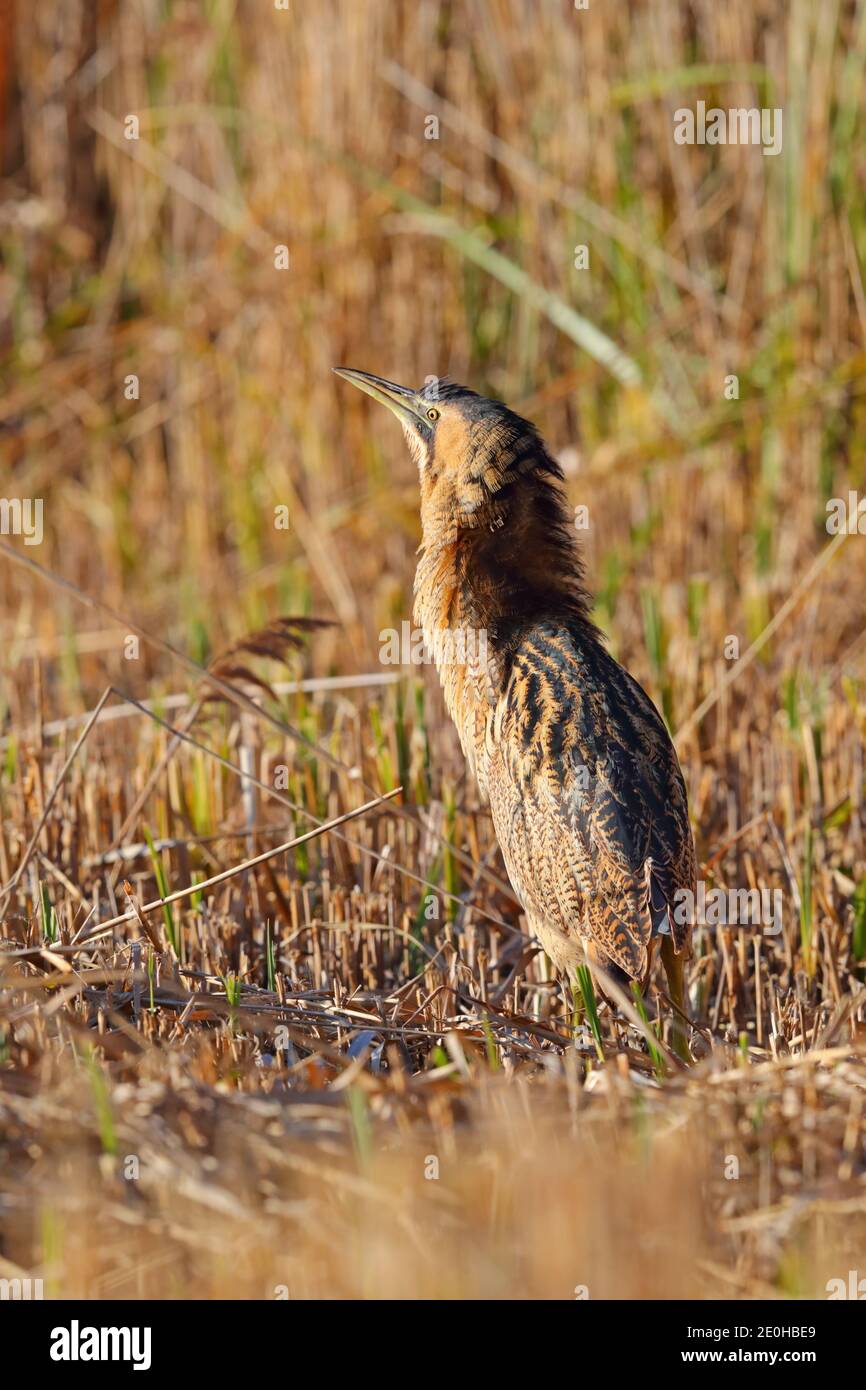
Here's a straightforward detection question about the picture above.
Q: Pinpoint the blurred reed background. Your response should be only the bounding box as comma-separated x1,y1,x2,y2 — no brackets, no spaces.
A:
1,0,866,1300
3,0,865,699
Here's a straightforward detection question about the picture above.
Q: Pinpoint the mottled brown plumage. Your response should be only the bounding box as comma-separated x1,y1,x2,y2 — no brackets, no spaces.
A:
335,369,696,1055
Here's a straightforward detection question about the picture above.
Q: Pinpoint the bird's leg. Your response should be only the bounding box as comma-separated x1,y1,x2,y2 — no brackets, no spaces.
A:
660,935,692,1065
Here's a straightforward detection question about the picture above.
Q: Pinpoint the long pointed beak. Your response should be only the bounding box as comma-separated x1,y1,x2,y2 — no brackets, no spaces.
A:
332,368,421,427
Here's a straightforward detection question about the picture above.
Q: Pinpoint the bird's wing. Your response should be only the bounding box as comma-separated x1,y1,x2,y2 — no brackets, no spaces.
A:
489,623,695,979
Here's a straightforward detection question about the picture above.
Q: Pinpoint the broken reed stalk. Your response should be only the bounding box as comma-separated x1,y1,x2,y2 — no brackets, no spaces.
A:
110,686,520,936
0,685,113,912
0,539,517,905
81,785,403,938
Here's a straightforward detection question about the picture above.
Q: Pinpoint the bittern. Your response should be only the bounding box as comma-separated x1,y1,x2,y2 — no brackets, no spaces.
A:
335,369,696,1061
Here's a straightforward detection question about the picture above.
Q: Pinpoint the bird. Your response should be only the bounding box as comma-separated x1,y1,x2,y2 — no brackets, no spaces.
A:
334,368,696,1062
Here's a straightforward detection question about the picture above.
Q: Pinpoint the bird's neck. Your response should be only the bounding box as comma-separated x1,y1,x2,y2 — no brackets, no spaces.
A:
413,510,594,785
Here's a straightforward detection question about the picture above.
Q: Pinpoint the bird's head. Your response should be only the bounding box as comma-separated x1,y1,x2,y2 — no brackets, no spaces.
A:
333,369,567,538
334,367,592,626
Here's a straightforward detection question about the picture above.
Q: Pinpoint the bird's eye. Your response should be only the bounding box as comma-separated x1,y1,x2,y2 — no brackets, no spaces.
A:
425,407,439,422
